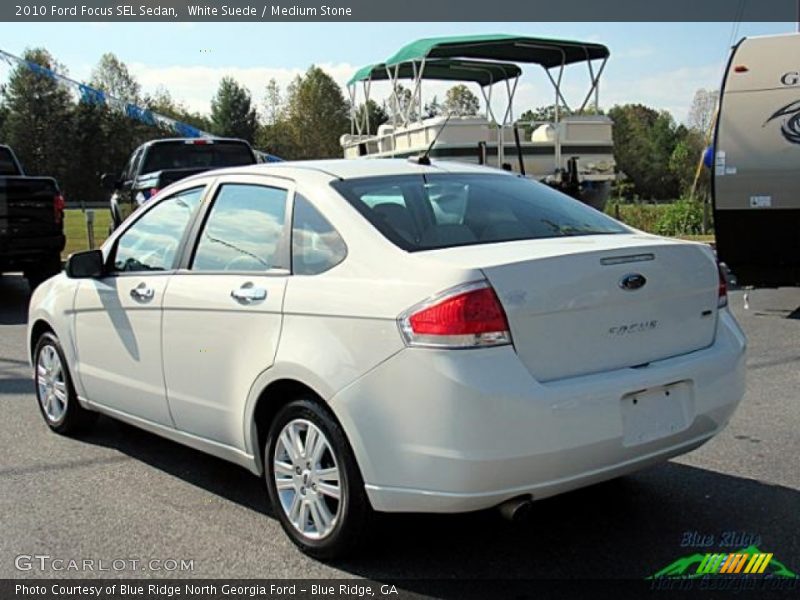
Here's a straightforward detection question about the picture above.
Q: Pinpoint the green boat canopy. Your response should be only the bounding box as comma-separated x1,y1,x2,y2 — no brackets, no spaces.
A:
384,34,609,70
348,64,380,86
348,59,522,87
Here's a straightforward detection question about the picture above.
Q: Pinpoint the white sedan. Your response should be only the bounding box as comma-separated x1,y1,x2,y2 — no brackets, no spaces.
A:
28,159,746,558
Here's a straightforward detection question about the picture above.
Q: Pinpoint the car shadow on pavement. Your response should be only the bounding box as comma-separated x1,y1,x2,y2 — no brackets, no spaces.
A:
0,376,36,395
0,274,30,325
78,416,800,589
81,416,272,515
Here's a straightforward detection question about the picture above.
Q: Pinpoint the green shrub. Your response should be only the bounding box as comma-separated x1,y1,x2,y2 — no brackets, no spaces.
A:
653,199,707,236
605,201,662,232
606,199,712,236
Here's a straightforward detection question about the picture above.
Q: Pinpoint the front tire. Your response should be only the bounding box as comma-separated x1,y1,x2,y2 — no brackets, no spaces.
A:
265,398,372,559
33,332,96,435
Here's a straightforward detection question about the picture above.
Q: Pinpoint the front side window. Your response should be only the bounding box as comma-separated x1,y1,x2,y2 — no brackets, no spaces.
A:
331,174,628,251
192,183,287,272
292,194,347,275
113,187,204,272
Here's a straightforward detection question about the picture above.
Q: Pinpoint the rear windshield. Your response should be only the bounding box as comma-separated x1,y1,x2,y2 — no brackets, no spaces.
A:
331,173,627,251
141,141,255,173
0,147,20,175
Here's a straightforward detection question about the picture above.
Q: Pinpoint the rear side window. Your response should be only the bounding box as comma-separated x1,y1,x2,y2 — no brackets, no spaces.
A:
123,147,143,181
331,174,627,251
142,142,254,173
292,194,347,275
0,147,19,175
192,184,288,272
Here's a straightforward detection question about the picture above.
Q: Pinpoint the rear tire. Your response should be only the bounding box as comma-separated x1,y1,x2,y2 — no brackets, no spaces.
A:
33,332,96,435
265,398,373,559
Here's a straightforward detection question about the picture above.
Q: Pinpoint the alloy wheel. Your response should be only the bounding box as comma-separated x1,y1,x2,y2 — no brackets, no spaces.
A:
36,344,68,423
273,419,342,540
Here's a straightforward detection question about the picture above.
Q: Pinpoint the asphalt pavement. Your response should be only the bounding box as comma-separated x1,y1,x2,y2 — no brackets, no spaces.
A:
1,273,798,588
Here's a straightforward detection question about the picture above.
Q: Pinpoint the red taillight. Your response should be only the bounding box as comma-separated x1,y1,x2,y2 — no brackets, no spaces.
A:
718,263,728,308
399,282,511,348
53,193,65,224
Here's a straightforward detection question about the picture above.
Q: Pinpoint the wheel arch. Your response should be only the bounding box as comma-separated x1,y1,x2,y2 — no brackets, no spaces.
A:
247,377,331,476
29,319,55,362
28,305,84,401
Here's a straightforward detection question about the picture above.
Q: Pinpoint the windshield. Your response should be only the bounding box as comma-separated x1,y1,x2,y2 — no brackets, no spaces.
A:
141,141,254,173
331,173,627,251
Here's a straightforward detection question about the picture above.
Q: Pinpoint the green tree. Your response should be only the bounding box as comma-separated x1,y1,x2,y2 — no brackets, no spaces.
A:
355,99,388,134
1,49,74,192
262,78,282,126
518,105,575,136
146,87,213,132
210,77,258,142
519,105,567,124
443,84,480,116
687,88,719,135
608,103,682,200
91,53,141,101
88,53,153,192
0,102,8,138
387,83,416,122
669,126,706,197
283,65,349,158
69,101,112,204
423,95,442,119
255,119,300,160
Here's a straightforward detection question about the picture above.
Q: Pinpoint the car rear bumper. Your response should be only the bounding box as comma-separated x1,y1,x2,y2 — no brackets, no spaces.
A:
331,309,747,513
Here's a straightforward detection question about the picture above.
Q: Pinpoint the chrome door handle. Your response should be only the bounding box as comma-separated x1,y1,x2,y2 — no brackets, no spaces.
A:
130,283,155,301
231,283,267,304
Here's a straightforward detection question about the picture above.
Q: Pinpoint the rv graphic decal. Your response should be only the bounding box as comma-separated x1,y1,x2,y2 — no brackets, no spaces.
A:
765,100,800,145
780,71,799,86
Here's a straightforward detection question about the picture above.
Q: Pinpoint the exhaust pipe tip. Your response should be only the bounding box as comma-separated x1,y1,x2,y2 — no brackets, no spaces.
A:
497,495,533,522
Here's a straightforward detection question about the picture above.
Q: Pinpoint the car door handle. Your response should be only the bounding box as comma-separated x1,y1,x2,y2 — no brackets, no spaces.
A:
231,283,267,304
130,283,155,301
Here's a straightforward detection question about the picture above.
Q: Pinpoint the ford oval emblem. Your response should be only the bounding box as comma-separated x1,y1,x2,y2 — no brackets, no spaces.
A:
619,273,647,291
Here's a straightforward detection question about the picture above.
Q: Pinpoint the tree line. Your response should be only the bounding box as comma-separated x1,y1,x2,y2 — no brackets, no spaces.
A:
0,47,717,205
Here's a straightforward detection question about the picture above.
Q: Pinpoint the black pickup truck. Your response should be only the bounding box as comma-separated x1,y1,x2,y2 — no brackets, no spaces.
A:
103,137,257,229
0,145,65,289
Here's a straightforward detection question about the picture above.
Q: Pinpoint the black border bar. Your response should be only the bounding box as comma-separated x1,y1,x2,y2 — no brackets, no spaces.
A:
2,0,800,22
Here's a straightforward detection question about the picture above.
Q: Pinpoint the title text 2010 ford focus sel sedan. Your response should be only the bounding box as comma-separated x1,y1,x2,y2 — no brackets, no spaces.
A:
28,160,746,558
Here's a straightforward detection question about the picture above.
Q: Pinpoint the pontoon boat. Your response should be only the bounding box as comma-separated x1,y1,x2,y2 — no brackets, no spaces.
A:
342,34,617,209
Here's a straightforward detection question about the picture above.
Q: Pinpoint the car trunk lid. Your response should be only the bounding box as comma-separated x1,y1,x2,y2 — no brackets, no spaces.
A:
420,234,720,382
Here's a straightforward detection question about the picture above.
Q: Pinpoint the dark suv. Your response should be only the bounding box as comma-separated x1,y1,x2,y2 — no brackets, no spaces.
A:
104,137,257,229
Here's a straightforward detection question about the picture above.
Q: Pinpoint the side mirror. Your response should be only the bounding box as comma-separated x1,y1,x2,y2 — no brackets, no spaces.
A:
101,173,120,191
65,249,105,279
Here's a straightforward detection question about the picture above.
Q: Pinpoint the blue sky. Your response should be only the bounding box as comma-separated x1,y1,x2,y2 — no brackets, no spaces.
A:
0,22,792,121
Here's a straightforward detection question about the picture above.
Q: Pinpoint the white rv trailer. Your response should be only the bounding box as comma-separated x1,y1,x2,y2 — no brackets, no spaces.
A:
341,34,617,209
713,32,800,286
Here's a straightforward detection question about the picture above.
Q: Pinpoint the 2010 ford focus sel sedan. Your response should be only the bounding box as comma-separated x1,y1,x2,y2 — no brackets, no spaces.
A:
28,159,746,558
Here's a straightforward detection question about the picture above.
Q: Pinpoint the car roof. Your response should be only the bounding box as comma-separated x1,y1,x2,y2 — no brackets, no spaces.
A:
182,158,509,183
